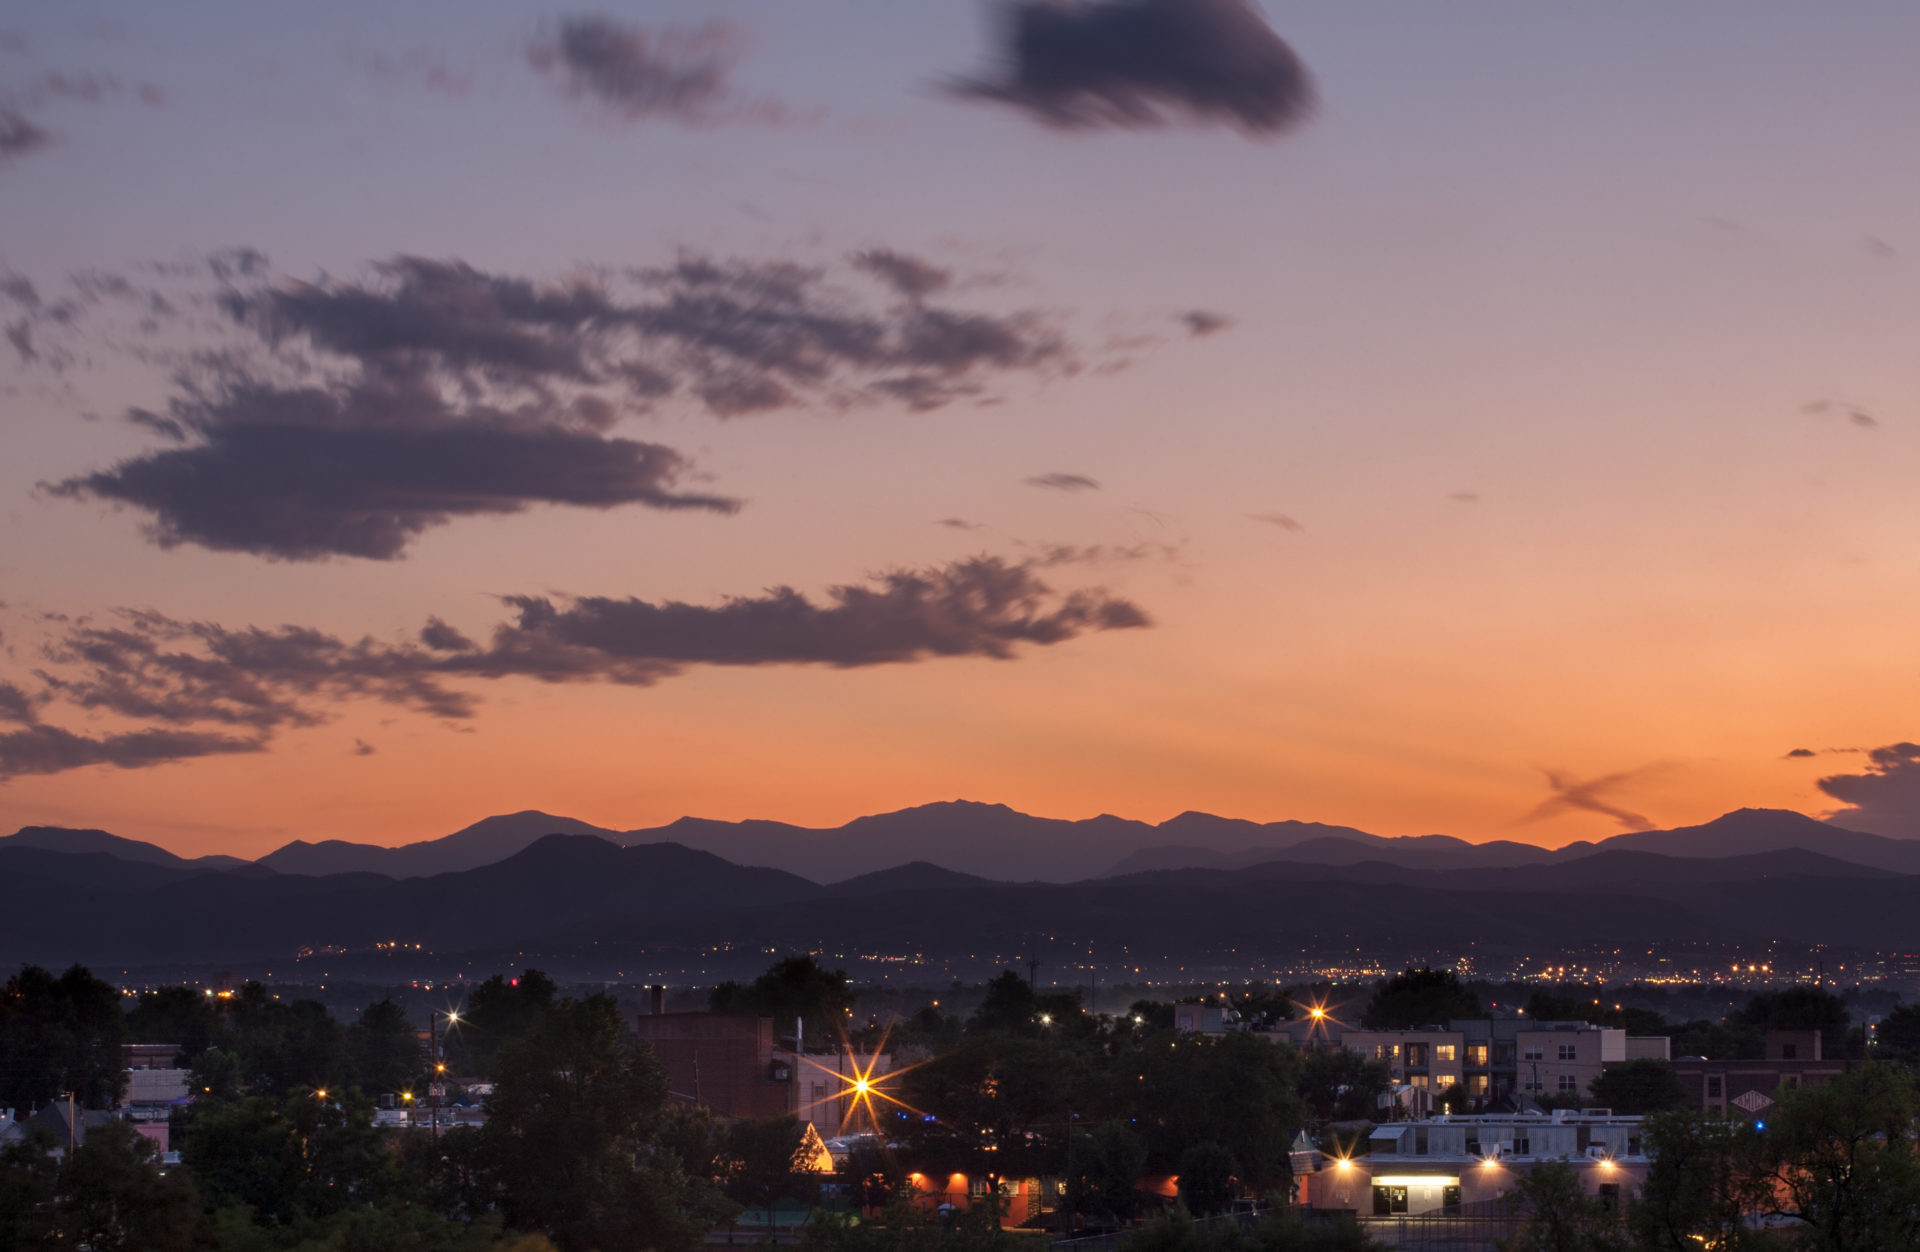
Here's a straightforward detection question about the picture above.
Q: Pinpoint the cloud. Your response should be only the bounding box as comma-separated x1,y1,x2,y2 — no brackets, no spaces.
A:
1817,742,1920,836
1179,309,1232,337
48,250,1075,559
355,47,476,97
36,610,477,728
527,16,782,126
0,679,42,723
951,0,1315,136
1785,747,1816,759
447,555,1149,680
8,557,1149,778
1448,492,1480,504
51,379,737,561
1863,235,1898,260
853,249,954,301
0,723,264,781
0,108,50,160
353,738,377,756
0,71,166,165
1026,472,1101,491
1519,768,1654,832
1801,399,1878,430
936,518,982,530
1248,512,1302,532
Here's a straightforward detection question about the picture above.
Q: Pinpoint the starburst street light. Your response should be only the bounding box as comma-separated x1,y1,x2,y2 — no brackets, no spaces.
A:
793,1022,931,1135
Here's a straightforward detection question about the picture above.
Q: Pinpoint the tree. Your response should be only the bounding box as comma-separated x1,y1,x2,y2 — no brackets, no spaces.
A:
1358,968,1479,1030
1730,986,1853,1059
1503,1159,1627,1252
1587,1059,1688,1115
1873,1002,1920,1061
839,1138,905,1213
53,1118,203,1252
0,1122,59,1248
1751,1061,1920,1250
1628,1110,1767,1252
1123,1031,1306,1192
180,1088,397,1226
968,971,1042,1036
0,963,126,1111
478,992,710,1252
1669,1018,1763,1061
721,1115,816,1225
1297,1049,1392,1123
1176,1142,1239,1217
348,997,425,1094
710,957,855,1043
1065,1122,1148,1226
444,969,556,1078
122,986,221,1064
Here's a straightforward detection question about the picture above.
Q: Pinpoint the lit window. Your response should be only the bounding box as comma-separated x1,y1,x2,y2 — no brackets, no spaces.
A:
1435,1045,1457,1062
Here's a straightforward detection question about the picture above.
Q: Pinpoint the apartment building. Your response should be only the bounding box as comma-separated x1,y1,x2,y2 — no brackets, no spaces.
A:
1269,1017,1655,1104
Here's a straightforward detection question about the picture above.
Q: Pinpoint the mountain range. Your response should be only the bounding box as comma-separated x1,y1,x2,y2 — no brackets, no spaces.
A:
2,804,1918,972
46,799,1905,884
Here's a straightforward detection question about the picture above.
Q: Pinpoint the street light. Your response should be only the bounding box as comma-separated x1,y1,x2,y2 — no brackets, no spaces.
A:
429,1009,461,1136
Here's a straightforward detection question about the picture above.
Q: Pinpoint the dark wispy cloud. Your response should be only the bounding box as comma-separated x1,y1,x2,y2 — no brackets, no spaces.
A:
43,250,1076,559
936,518,982,530
1785,747,1816,759
853,249,954,301
1180,310,1233,337
1026,471,1101,492
0,679,42,724
354,47,476,97
1802,399,1878,429
6,557,1148,779
0,71,165,166
1448,492,1480,504
1248,512,1302,532
0,724,263,781
1817,742,1920,836
353,738,377,756
527,16,782,126
951,0,1315,136
1519,768,1654,832
0,108,50,161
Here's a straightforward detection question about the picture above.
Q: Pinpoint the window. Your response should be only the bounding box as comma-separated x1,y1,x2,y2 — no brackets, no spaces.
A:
1558,1044,1578,1061
1513,1136,1531,1156
1627,1135,1641,1156
1373,1186,1409,1216
1442,1185,1462,1212
1523,1045,1545,1061
1435,1044,1457,1063
1781,1043,1798,1060
1375,1045,1389,1060
1707,1076,1723,1099
1558,1075,1579,1093
1413,1128,1429,1155
1467,1044,1489,1066
1524,1076,1543,1092
1469,1074,1490,1095
1784,1074,1800,1090
1598,1184,1620,1212
1406,1043,1428,1067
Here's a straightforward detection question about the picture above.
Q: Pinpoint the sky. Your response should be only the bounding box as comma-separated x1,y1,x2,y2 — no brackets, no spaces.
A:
4,1,1920,860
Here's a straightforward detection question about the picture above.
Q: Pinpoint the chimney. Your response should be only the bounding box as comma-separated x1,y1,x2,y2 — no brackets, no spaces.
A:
649,984,666,1016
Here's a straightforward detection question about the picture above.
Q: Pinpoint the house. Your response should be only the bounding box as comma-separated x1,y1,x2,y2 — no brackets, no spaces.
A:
1302,1110,1650,1218
1670,1030,1846,1119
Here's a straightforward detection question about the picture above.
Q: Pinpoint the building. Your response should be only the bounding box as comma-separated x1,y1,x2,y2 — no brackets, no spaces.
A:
1671,1030,1846,1119
1302,1110,1649,1218
634,987,893,1135
1269,1017,1665,1105
121,1042,191,1153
